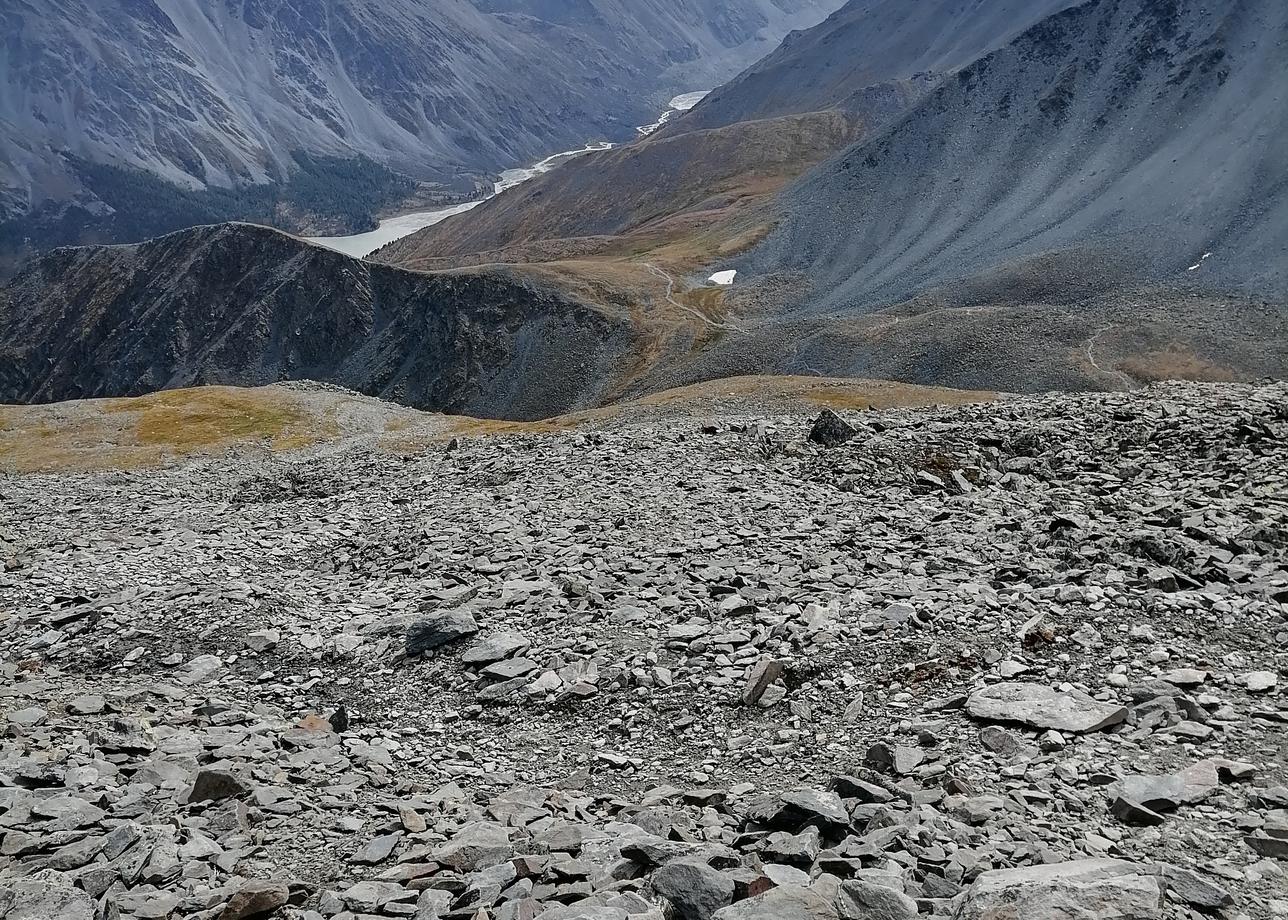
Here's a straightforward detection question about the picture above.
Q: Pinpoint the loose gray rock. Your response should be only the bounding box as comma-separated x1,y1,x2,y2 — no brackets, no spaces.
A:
1110,759,1224,821
650,860,735,920
953,859,1163,919
713,885,840,919
185,769,252,804
965,682,1128,733
219,880,290,920
0,873,95,920
462,630,531,665
808,409,858,448
836,878,918,920
406,608,480,655
742,658,785,706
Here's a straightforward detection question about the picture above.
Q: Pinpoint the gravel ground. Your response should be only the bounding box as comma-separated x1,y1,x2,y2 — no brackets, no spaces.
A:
1,381,1285,919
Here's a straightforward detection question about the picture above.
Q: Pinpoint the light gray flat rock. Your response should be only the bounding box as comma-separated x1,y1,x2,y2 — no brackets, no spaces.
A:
966,682,1127,733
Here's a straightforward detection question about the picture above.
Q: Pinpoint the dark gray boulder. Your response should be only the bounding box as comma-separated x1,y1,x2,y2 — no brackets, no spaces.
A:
406,608,480,655
808,409,858,448
651,860,736,920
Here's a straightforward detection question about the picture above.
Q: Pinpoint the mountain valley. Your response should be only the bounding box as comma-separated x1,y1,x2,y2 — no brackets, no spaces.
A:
369,0,1288,402
2,3,1288,919
0,0,842,267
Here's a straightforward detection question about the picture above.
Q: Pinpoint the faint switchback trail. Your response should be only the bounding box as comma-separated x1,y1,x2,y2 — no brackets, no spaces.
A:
645,263,748,334
1086,324,1133,389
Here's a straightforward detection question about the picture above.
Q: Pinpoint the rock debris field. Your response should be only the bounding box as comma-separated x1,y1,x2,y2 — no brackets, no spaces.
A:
1,380,1286,920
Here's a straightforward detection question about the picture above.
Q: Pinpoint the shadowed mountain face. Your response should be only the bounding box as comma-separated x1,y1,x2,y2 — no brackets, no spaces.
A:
0,0,841,248
0,224,637,420
741,0,1288,313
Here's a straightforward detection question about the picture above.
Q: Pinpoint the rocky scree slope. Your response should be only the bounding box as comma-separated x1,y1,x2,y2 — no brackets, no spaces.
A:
740,0,1288,315
0,381,1286,919
0,224,636,420
674,0,1082,132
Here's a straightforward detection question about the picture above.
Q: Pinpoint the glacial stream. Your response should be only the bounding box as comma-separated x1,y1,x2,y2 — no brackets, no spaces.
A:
306,92,708,258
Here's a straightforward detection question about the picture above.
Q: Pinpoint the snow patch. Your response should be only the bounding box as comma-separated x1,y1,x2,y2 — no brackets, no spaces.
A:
669,92,708,111
1187,252,1212,271
708,270,737,286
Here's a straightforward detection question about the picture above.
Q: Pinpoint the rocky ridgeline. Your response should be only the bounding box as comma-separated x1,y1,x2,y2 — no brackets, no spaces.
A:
1,380,1286,919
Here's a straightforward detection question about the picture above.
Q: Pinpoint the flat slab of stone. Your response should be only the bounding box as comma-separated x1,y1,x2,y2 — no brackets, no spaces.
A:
966,682,1127,734
1112,759,1222,815
713,885,840,919
1,873,95,920
405,608,479,655
462,630,531,665
953,858,1163,919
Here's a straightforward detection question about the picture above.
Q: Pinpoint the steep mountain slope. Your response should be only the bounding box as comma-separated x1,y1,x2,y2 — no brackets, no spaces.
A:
4,0,1285,413
0,224,639,419
676,0,1081,131
743,0,1288,312
378,0,1081,277
0,0,841,249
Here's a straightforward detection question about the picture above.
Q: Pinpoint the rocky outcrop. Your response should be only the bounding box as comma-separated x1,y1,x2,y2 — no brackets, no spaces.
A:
0,223,637,420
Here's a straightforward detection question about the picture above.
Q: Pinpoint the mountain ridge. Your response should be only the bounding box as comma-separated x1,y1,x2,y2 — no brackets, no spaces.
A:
0,0,843,259
0,222,640,419
2,0,1286,417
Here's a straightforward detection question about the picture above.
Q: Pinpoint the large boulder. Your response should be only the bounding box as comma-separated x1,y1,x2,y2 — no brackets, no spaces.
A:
431,821,513,872
965,682,1127,734
219,880,290,920
808,409,858,448
651,860,735,919
750,788,851,833
712,885,839,919
406,608,480,655
953,859,1163,919
1,872,95,920
186,768,253,804
1110,759,1222,823
836,878,917,920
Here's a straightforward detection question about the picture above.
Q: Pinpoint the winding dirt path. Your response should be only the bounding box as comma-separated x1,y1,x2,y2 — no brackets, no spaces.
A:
645,263,748,334
1086,324,1133,389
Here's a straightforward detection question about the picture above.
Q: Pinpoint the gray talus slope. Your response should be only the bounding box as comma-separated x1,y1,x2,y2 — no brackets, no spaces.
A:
676,0,1083,131
743,0,1288,313
0,224,635,420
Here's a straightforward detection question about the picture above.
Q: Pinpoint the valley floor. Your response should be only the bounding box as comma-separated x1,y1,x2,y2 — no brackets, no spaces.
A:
1,381,1285,919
